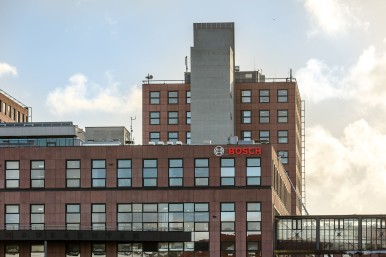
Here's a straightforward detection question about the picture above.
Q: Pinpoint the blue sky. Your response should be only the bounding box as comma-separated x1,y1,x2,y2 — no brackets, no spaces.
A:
1,0,386,215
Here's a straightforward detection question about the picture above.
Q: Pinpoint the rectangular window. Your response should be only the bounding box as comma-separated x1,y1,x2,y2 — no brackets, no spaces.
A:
66,160,80,188
92,204,106,230
143,159,157,187
150,111,160,125
118,160,132,187
246,158,261,186
30,204,44,230
149,132,160,143
186,91,191,104
186,132,191,145
241,131,252,141
5,205,19,230
278,110,288,123
31,160,45,188
118,244,132,257
278,151,289,164
241,90,251,103
246,202,262,256
259,90,269,103
168,132,178,143
195,159,209,186
168,91,178,104
221,158,235,186
92,160,106,187
6,161,19,188
66,204,80,230
65,243,80,257
278,89,288,102
150,91,160,104
242,110,251,124
221,203,235,257
169,159,183,187
186,111,191,124
259,130,270,143
92,243,106,257
259,110,269,123
278,130,288,144
31,244,44,257
5,244,19,257
168,112,178,125
117,204,132,231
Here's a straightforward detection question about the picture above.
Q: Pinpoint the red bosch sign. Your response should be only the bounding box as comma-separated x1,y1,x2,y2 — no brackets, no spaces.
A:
228,147,262,155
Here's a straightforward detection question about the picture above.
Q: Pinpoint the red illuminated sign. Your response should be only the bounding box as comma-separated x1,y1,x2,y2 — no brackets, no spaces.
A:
228,147,262,155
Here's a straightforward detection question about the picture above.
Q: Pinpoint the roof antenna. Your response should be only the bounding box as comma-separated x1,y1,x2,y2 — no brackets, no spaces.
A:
129,116,136,144
185,56,188,72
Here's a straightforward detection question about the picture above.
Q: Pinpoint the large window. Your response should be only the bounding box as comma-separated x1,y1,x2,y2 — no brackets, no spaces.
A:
143,159,157,187
246,158,261,186
259,130,270,143
278,130,288,144
31,244,45,257
30,204,44,230
169,159,183,187
168,132,179,143
5,244,19,257
278,89,288,102
241,90,251,103
278,110,288,123
259,90,269,103
168,112,178,125
168,91,178,104
241,131,252,141
31,160,45,188
66,204,80,230
278,151,289,164
149,132,160,143
259,110,269,123
66,160,80,188
92,160,106,187
117,204,132,231
5,205,19,230
150,111,160,125
92,204,106,230
92,243,106,257
117,160,132,187
221,158,235,186
65,243,80,257
150,91,160,104
195,159,209,186
6,161,19,188
247,203,262,256
242,110,252,124
221,203,235,257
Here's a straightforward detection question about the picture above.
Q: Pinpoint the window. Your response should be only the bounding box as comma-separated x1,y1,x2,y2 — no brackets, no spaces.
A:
65,243,80,257
278,131,288,144
246,203,262,256
150,112,160,125
149,132,160,143
246,158,261,186
186,111,191,124
221,158,235,186
259,110,269,123
6,161,19,188
150,91,160,104
30,204,44,230
5,244,19,257
168,91,178,104
117,204,132,230
221,203,235,257
241,131,252,141
5,205,19,230
31,160,44,188
242,110,251,124
92,243,106,257
118,244,133,257
66,160,80,188
259,130,270,143
169,159,183,187
66,204,80,230
168,132,178,143
168,112,178,125
259,90,269,103
117,160,132,187
186,131,191,144
278,89,288,102
195,159,209,186
241,90,251,103
92,160,106,187
186,91,191,104
92,204,106,230
143,159,157,187
278,151,289,164
31,244,44,257
278,110,288,123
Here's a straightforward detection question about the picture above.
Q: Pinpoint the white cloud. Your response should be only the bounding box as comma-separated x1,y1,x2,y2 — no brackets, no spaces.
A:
304,0,368,37
46,72,142,116
0,62,17,77
306,119,386,214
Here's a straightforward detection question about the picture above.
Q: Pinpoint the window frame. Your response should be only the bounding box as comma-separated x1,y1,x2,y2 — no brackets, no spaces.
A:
117,159,132,187
168,91,178,104
259,90,269,103
278,110,288,123
168,111,178,125
92,160,106,188
143,159,158,187
195,158,209,186
149,111,160,125
278,89,288,102
149,91,160,104
241,90,251,103
242,110,252,124
66,160,80,188
278,130,288,144
246,158,261,186
5,160,20,188
259,110,270,124
30,160,45,188
220,158,235,186
169,159,183,187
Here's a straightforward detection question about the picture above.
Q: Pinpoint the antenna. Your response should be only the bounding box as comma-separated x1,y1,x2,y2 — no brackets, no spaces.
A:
129,116,136,144
185,56,188,72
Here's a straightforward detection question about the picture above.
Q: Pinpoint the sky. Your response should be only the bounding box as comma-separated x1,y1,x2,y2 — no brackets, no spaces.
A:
1,0,386,215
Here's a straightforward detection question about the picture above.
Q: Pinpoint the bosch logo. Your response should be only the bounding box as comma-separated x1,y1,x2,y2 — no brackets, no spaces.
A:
213,146,225,156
